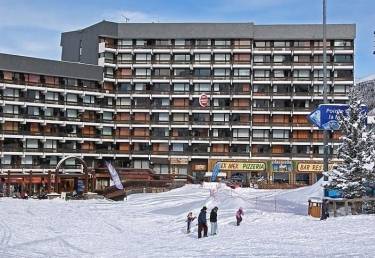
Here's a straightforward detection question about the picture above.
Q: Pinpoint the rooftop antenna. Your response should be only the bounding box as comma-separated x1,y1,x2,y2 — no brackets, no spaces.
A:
122,15,130,23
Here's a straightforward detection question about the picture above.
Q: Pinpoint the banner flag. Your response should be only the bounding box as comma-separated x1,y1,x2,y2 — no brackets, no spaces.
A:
105,161,124,190
211,162,222,182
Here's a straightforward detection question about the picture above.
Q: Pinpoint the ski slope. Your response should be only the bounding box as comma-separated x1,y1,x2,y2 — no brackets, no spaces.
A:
0,182,374,257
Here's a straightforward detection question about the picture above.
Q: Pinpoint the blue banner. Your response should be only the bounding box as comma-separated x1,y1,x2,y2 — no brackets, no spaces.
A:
211,162,221,182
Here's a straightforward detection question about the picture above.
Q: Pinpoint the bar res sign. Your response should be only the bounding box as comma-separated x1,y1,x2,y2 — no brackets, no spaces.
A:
199,94,209,107
220,162,266,171
297,163,334,172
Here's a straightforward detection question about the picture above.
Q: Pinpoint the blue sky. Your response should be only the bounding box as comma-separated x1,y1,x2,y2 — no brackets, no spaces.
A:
0,0,373,79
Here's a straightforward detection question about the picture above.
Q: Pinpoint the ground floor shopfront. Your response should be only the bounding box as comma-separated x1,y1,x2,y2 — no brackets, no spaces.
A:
189,159,337,186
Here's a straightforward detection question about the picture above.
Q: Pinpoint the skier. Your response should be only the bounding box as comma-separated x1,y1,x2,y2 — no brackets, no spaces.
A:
236,207,244,226
210,207,218,235
186,212,196,233
198,206,208,238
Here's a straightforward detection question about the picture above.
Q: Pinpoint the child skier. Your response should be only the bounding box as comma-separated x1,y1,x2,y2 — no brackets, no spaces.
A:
186,212,196,233
236,207,244,226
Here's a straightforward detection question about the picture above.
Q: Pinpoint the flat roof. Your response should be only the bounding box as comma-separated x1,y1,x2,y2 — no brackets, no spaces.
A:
0,53,103,81
63,21,356,40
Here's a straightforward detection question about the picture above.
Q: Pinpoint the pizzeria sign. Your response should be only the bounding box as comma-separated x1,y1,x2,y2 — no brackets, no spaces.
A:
220,162,266,171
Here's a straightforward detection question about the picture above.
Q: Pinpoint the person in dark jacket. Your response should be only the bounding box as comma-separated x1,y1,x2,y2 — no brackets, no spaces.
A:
198,206,208,238
210,207,218,235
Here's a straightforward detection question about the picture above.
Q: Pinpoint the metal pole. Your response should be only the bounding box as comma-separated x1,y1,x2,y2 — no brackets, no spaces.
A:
323,0,329,174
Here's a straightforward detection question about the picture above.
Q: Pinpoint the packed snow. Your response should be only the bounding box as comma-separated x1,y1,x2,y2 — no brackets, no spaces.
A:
1,182,375,257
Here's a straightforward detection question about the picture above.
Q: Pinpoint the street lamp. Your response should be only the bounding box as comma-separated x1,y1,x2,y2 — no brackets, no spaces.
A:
323,0,329,174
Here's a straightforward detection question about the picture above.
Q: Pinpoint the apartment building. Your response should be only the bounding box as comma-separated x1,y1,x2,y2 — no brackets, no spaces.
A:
0,21,355,190
0,53,103,192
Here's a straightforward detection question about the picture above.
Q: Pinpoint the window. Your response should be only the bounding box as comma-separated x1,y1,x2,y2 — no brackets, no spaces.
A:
117,98,131,106
254,70,270,78
194,83,210,92
135,54,151,62
334,55,353,63
272,130,289,139
3,88,19,98
334,40,352,47
26,139,38,149
4,105,19,114
103,112,113,120
333,85,350,94
174,69,191,77
135,40,147,46
172,143,184,152
234,39,251,47
194,54,211,62
175,39,188,46
104,67,114,78
159,113,169,122
117,54,132,63
313,70,325,78
213,113,229,122
44,140,57,149
195,39,211,46
233,69,250,77
273,41,291,47
154,69,170,77
118,83,132,92
155,40,171,46
254,55,271,63
135,83,147,91
135,69,151,77
294,41,311,47
118,39,133,47
294,70,310,78
134,160,149,169
293,55,310,63
66,93,77,102
194,69,211,77
274,55,291,63
102,127,112,136
173,83,189,92
252,130,269,139
214,54,230,62
214,40,231,47
233,129,249,138
214,69,230,77
274,70,287,78
28,106,40,116
83,95,95,104
174,54,190,62
254,41,271,48
66,109,77,118
155,54,171,62
334,70,353,79
234,54,251,63
173,113,189,122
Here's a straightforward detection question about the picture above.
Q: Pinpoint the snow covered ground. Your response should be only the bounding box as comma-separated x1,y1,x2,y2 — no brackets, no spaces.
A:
1,182,375,257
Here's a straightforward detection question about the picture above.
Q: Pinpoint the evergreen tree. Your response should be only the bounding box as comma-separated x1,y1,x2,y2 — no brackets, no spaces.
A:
326,89,371,198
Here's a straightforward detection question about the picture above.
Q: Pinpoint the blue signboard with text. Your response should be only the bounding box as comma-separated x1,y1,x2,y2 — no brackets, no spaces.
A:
308,104,367,130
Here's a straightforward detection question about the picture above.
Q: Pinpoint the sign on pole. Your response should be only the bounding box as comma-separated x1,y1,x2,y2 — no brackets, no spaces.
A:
199,94,209,108
308,104,368,130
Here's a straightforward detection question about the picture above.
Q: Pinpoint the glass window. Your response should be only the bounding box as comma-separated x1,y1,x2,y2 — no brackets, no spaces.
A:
135,54,151,61
214,69,230,77
118,39,133,47
173,83,189,92
273,41,290,47
234,69,250,77
155,54,171,62
214,40,231,46
194,83,210,92
66,109,77,118
117,54,132,63
135,69,151,76
194,69,211,77
174,69,191,77
195,39,211,46
159,113,169,121
214,54,230,62
102,127,112,136
83,95,95,104
174,54,190,62
272,130,289,139
195,54,211,62
254,70,270,78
